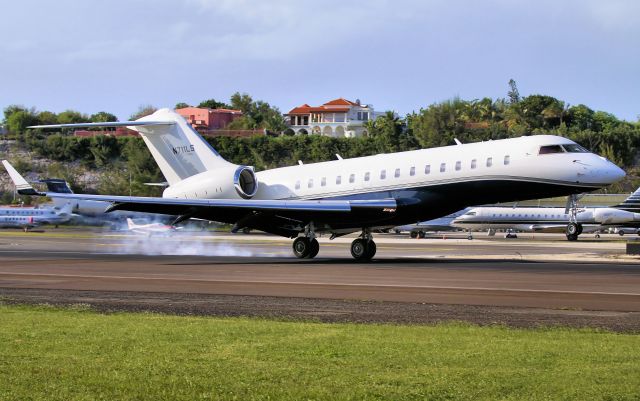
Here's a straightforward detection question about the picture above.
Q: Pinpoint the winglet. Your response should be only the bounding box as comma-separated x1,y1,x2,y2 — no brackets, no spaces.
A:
1,160,41,196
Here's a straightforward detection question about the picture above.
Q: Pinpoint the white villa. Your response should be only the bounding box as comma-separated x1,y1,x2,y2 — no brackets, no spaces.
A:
285,98,382,137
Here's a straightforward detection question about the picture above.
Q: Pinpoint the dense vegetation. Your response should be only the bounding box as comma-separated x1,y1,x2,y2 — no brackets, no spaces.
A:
2,82,639,198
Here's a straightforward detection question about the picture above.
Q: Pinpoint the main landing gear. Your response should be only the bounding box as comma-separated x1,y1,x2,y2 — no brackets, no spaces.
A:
291,226,377,261
565,194,583,241
292,237,319,259
292,222,319,259
565,222,583,241
350,229,377,261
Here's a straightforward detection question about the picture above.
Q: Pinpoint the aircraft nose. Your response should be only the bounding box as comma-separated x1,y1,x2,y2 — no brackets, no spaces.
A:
595,158,626,184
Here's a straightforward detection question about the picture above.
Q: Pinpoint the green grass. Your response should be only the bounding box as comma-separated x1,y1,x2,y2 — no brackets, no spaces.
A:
1,305,639,400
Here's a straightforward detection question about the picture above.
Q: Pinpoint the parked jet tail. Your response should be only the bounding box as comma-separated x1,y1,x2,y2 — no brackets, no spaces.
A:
614,187,640,213
28,109,234,185
36,179,73,194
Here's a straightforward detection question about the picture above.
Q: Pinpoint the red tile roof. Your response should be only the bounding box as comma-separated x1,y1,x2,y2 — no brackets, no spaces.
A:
323,98,358,106
287,99,359,114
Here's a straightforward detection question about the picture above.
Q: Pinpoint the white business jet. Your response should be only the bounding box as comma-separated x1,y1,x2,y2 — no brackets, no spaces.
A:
0,202,73,231
5,108,624,260
453,187,640,240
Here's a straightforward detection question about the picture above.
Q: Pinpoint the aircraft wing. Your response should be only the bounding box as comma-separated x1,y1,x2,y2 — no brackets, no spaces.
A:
36,192,397,236
3,159,398,237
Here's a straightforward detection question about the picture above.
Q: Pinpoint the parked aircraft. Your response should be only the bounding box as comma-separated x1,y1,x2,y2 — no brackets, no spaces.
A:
394,208,469,238
126,218,178,236
8,108,625,260
452,193,640,240
0,202,72,231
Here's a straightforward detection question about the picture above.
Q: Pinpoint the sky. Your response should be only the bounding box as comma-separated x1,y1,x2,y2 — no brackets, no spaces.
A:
1,0,639,122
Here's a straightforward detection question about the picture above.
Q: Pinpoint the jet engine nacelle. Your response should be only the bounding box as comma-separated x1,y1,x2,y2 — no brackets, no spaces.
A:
163,165,259,200
593,208,640,224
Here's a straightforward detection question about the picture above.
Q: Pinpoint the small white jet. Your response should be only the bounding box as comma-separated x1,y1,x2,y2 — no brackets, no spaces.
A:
394,208,470,238
125,218,178,236
452,189,640,240
0,202,73,231
10,108,624,260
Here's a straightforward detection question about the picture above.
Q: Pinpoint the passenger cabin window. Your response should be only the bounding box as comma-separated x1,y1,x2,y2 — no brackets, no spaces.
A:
410,166,415,176
455,161,461,171
295,180,300,190
424,165,431,174
486,157,493,167
364,172,370,181
349,174,355,183
336,176,341,185
308,179,313,188
394,168,400,178
440,163,446,173
471,159,477,169
504,155,510,165
538,145,564,154
380,170,386,179
321,177,326,187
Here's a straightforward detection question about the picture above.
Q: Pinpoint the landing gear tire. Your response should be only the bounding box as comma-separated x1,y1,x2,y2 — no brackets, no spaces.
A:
307,238,319,259
417,231,426,239
566,233,579,241
410,231,418,239
467,234,473,240
364,240,377,260
351,238,376,261
618,230,626,236
293,237,311,258
595,233,601,239
566,223,580,236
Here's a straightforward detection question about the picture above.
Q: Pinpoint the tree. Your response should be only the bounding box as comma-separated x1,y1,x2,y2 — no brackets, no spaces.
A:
367,111,416,152
507,79,520,104
518,95,564,129
197,99,230,109
3,105,29,123
37,111,58,125
229,93,253,113
226,92,287,133
174,102,190,109
57,110,89,124
90,111,118,122
5,109,38,135
129,105,157,120
566,104,594,131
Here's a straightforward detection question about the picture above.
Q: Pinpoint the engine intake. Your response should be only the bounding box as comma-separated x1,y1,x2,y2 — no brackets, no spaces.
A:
234,166,258,199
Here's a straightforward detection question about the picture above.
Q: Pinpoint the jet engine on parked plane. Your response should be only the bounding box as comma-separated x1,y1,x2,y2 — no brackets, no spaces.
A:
163,165,259,200
593,208,640,225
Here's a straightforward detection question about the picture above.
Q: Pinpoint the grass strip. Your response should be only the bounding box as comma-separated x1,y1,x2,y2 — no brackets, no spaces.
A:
0,304,639,400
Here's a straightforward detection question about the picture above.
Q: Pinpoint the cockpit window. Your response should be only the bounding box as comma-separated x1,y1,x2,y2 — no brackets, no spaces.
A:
538,145,564,155
562,144,589,153
464,212,476,216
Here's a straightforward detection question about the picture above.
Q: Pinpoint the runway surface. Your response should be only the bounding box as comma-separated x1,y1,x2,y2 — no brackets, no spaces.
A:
1,230,640,330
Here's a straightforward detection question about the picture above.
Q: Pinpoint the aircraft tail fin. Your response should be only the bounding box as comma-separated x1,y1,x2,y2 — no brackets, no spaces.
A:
613,187,640,212
36,179,74,194
28,109,234,185
126,218,136,230
56,202,73,216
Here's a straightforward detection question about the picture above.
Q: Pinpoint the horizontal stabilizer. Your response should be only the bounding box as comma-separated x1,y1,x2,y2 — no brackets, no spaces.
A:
27,121,175,129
